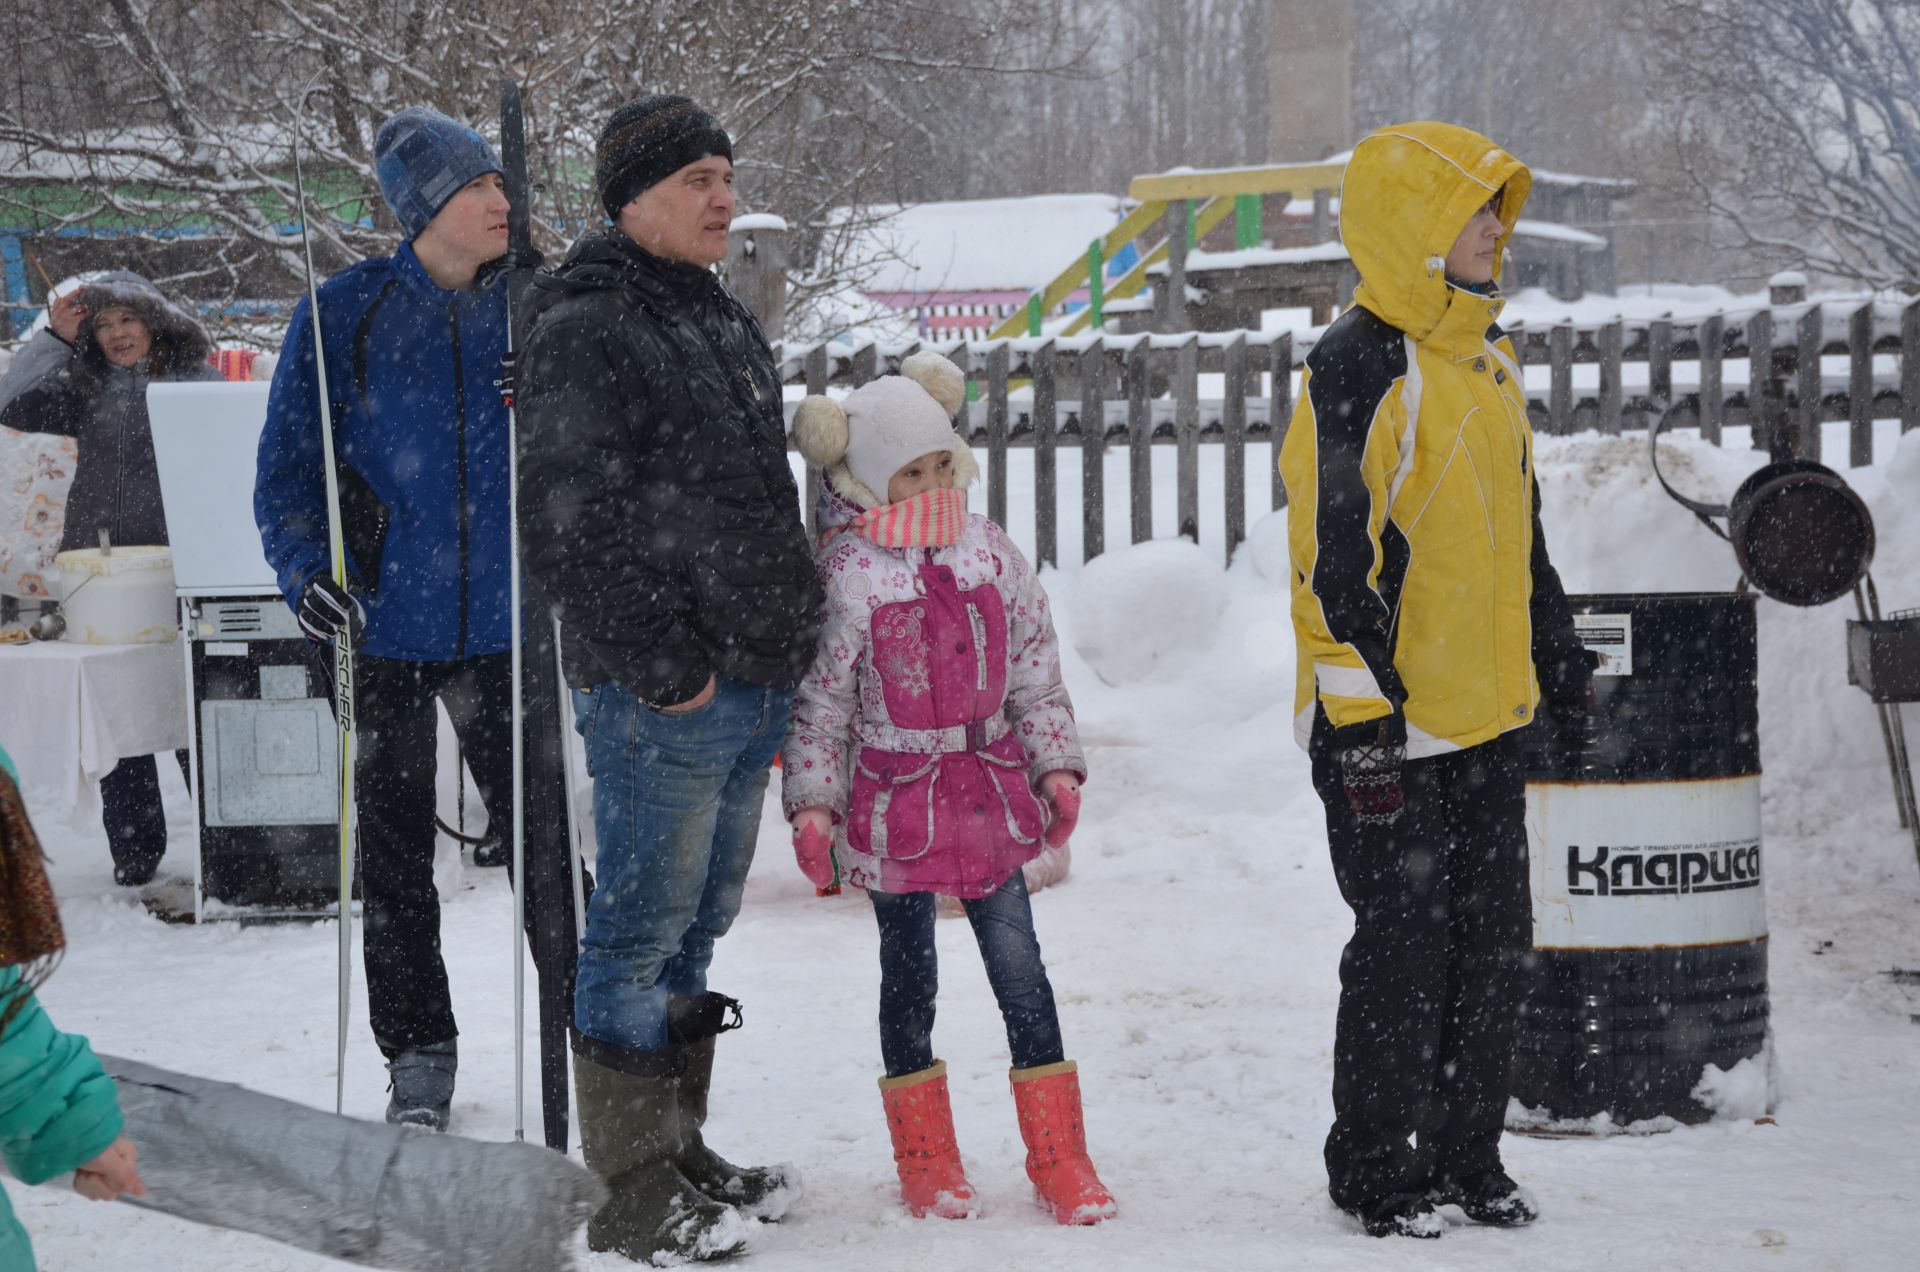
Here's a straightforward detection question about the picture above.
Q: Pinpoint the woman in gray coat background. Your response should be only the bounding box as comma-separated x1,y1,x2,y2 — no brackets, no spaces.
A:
0,272,217,884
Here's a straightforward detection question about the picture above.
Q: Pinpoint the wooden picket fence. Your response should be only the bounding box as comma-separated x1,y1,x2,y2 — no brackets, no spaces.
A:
773,295,1919,567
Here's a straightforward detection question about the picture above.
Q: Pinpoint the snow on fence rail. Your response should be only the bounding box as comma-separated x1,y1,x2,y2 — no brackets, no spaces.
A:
772,298,1920,567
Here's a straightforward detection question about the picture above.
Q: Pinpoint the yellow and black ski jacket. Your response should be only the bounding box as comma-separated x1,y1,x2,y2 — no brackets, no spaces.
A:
1280,121,1585,758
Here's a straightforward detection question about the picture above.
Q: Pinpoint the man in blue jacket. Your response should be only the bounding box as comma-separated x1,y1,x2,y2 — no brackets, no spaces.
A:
255,107,524,1131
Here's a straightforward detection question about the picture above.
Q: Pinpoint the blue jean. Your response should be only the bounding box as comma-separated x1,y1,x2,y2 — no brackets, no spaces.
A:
572,675,794,1049
868,871,1066,1078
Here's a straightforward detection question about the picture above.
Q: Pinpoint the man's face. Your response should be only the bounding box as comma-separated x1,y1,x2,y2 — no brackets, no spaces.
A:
617,156,736,268
417,172,510,264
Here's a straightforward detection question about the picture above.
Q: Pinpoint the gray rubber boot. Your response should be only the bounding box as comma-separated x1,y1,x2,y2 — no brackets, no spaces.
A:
572,1032,751,1265
383,1038,457,1132
677,1033,801,1221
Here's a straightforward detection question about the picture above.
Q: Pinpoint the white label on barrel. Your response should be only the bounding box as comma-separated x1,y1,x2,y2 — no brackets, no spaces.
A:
1573,612,1633,675
1526,776,1766,949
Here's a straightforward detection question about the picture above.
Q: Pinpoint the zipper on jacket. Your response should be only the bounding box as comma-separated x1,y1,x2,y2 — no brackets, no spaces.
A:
450,301,470,661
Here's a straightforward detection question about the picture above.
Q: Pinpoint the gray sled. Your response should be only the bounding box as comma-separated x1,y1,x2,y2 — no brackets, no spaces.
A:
103,1055,606,1271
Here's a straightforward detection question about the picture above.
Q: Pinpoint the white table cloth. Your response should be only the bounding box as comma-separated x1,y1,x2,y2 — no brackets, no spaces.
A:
0,637,189,829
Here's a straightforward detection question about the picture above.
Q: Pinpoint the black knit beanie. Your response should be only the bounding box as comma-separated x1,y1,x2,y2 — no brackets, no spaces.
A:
595,95,734,221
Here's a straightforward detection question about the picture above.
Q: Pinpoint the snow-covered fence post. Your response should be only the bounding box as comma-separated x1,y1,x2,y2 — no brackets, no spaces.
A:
1796,304,1823,461
1597,320,1624,435
1311,189,1333,243
1903,300,1920,435
1748,309,1775,452
1164,201,1190,333
1699,313,1726,444
1081,339,1107,562
1222,335,1249,557
1034,339,1058,568
849,342,877,389
1127,339,1153,543
986,342,1010,528
1769,271,1807,305
725,216,789,342
803,342,830,538
1548,323,1574,435
1175,335,1201,542
1849,304,1875,468
1269,332,1293,510
1648,318,1674,430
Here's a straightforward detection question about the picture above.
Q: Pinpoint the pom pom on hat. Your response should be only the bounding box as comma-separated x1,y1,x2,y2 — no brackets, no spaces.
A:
900,350,966,417
792,395,850,468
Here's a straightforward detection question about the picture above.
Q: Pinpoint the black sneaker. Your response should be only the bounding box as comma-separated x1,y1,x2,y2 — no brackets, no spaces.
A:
1348,1192,1445,1239
384,1039,457,1132
1429,1170,1539,1226
113,857,161,887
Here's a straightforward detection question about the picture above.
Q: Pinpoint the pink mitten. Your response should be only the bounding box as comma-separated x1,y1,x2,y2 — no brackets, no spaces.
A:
1043,781,1081,849
792,818,837,889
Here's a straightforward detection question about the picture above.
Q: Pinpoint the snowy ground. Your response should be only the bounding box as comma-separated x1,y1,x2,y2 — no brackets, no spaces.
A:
12,426,1920,1270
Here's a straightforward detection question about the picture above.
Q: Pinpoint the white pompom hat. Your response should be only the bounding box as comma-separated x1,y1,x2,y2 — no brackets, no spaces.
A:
791,351,979,508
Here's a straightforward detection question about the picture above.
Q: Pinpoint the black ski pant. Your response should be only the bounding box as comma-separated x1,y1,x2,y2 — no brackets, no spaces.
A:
1309,729,1531,1212
100,749,190,871
354,651,579,1056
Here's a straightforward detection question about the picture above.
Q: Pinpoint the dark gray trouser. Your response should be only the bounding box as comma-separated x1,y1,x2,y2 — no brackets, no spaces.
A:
1311,730,1532,1210
99,749,190,869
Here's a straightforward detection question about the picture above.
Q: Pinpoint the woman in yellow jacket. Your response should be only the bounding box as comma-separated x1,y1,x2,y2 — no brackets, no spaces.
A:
1279,122,1595,1239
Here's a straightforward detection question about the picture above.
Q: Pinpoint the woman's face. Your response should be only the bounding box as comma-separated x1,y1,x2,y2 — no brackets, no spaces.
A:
1444,193,1506,285
91,307,153,369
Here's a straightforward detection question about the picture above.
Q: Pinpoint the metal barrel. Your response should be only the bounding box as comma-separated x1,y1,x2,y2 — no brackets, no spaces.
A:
1514,592,1769,1124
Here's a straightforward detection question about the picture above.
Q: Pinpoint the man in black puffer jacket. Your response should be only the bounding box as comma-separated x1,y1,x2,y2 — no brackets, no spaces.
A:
517,94,819,1264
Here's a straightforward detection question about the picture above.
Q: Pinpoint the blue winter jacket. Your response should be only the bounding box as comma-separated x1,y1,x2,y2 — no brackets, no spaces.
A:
255,243,513,661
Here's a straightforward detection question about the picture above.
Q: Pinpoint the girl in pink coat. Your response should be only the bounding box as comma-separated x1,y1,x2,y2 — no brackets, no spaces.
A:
783,352,1115,1226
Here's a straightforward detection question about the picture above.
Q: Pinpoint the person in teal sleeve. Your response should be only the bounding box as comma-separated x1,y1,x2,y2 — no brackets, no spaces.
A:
1,742,147,1269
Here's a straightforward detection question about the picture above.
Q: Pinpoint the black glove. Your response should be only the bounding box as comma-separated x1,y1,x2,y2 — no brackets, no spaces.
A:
297,575,365,645
1337,717,1406,827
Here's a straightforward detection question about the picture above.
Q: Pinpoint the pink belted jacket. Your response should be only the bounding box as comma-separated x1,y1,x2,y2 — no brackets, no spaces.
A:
781,511,1084,898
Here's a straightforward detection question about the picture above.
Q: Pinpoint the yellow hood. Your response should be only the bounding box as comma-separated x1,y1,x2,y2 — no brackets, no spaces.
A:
1340,121,1531,341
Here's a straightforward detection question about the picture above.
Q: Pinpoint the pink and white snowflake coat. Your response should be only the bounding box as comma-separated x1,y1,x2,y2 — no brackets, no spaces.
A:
781,510,1085,899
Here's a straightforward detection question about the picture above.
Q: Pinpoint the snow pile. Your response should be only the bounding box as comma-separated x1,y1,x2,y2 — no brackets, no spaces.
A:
1691,1053,1775,1122
1242,508,1292,584
1068,538,1229,686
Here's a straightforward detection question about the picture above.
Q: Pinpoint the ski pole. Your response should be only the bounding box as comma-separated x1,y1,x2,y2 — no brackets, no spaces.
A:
500,80,531,1145
291,69,356,1117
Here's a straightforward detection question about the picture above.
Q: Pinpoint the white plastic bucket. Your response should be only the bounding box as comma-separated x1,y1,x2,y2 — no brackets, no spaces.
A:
53,546,178,644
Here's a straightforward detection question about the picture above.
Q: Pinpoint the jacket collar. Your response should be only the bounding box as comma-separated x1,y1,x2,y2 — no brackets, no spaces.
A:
392,240,504,306
543,230,724,313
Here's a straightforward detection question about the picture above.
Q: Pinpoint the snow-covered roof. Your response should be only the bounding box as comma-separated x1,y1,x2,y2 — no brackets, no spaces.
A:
1512,218,1609,249
1530,168,1637,194
1148,241,1352,276
731,212,789,233
833,194,1129,294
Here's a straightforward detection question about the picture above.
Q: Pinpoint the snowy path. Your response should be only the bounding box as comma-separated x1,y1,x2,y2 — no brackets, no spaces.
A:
13,429,1920,1270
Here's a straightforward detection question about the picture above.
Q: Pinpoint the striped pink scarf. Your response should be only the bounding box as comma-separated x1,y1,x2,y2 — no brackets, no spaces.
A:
839,487,967,548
